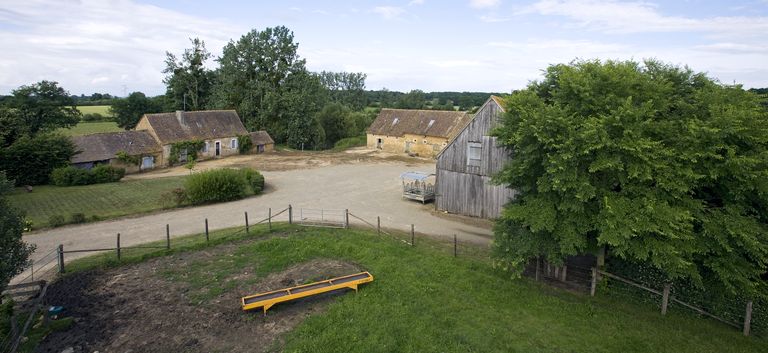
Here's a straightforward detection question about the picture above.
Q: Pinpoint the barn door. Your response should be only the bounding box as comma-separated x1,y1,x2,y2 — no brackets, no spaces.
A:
405,141,412,153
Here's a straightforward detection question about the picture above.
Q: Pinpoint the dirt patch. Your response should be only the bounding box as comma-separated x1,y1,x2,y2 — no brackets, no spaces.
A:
35,247,363,353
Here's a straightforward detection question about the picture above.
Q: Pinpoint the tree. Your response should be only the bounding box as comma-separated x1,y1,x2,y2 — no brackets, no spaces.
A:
493,59,768,297
210,26,328,148
396,90,426,109
0,133,76,185
5,81,81,138
163,38,215,111
318,71,367,110
110,92,162,129
315,102,350,149
0,171,34,288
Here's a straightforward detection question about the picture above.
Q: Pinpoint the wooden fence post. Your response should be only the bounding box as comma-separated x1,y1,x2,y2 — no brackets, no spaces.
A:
377,216,381,235
288,204,293,224
245,212,249,234
744,301,753,336
57,244,65,274
661,283,671,315
590,267,598,296
411,224,415,246
166,225,170,250
268,208,272,231
205,218,209,242
116,233,121,261
454,234,457,257
345,209,350,229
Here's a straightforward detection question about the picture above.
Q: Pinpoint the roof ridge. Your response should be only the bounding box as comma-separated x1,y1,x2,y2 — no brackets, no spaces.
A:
380,108,468,114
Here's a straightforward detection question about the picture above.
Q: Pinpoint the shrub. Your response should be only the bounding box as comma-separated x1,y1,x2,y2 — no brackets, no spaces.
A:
91,165,125,183
48,215,66,227
50,166,93,186
333,136,366,151
185,169,247,205
240,168,265,194
0,133,75,185
69,213,86,224
238,134,253,154
160,187,188,208
81,113,106,122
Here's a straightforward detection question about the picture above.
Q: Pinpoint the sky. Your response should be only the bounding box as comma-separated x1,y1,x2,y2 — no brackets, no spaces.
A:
0,0,766,96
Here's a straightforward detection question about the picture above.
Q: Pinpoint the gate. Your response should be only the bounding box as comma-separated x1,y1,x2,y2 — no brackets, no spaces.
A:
295,208,348,228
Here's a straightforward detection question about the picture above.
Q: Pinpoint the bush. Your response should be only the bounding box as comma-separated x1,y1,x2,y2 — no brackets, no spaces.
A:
160,187,188,208
50,166,93,186
333,136,366,151
81,113,106,122
240,168,265,194
69,213,86,224
185,169,247,205
48,215,66,227
238,134,253,154
0,133,75,185
91,165,125,183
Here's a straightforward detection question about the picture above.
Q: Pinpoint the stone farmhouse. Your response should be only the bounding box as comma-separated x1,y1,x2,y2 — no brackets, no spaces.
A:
435,96,516,219
366,109,471,158
71,110,272,173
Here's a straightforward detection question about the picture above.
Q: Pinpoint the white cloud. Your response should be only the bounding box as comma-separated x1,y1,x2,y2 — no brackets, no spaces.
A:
372,6,405,19
408,0,425,5
0,0,242,96
470,0,501,9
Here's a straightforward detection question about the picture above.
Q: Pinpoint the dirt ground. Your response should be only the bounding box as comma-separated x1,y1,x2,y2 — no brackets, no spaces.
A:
124,148,427,180
36,240,363,353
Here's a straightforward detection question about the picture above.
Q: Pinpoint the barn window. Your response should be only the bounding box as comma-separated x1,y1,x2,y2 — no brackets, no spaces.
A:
467,142,482,168
231,138,238,149
202,142,209,153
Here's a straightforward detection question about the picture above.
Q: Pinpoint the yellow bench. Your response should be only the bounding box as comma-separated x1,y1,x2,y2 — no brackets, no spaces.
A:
241,272,374,314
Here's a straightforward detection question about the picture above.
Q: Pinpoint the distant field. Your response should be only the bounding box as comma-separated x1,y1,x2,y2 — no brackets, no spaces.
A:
57,121,122,136
77,105,113,117
8,176,186,229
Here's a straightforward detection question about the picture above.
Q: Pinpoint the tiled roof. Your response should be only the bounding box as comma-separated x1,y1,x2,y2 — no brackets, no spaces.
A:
71,130,160,163
367,109,471,139
140,110,248,144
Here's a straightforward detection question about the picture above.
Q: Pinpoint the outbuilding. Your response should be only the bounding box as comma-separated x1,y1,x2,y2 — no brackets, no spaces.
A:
366,109,471,158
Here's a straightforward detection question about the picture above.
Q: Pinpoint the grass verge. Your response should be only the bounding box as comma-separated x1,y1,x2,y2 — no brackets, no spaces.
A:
57,224,765,353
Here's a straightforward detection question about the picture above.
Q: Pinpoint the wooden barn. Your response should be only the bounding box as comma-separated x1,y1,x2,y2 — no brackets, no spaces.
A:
366,109,471,158
435,96,516,218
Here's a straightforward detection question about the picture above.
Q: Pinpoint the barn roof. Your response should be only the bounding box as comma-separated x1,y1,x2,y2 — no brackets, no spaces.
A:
140,110,248,144
367,109,471,139
249,130,274,145
71,130,160,163
490,95,506,112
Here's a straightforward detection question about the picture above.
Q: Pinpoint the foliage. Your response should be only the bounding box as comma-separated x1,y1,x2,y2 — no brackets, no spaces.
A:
315,102,350,149
318,71,367,110
50,166,93,186
69,212,86,224
4,80,81,140
115,151,141,166
184,159,196,174
163,38,215,111
0,171,34,288
209,26,328,149
168,140,205,165
184,168,248,204
81,112,107,122
344,110,377,137
50,165,124,186
492,59,768,298
395,89,426,109
0,133,75,185
332,136,367,151
161,187,188,208
110,91,162,129
240,168,264,194
237,134,253,154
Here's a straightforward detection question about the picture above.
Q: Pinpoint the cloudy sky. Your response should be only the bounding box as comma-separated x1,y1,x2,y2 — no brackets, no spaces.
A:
0,0,766,96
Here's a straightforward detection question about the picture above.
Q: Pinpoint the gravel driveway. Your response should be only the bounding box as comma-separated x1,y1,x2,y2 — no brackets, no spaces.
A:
22,160,494,267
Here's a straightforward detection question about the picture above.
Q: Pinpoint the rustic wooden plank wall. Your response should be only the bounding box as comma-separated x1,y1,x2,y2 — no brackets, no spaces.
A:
435,98,516,218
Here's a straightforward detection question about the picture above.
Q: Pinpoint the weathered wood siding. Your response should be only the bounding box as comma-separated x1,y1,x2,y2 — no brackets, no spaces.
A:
435,98,515,218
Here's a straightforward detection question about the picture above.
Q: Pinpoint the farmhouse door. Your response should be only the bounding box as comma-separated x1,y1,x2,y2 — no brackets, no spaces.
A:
405,141,412,153
377,138,383,149
215,141,221,156
141,156,154,170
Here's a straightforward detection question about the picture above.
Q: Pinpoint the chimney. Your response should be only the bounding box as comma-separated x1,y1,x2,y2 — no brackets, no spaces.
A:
175,110,184,126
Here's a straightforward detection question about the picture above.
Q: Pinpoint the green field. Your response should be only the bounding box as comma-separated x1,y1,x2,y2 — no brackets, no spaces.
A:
8,176,186,229
76,105,113,117
57,121,122,136
65,225,765,353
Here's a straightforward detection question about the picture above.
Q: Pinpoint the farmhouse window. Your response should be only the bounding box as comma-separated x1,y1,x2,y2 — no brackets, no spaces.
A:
231,138,238,149
202,142,209,153
467,142,482,168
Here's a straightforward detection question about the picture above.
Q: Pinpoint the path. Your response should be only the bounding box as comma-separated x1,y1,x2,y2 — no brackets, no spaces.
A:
22,161,494,268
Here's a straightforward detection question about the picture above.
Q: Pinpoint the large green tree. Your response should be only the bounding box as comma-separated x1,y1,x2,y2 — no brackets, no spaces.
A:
210,26,328,148
318,71,367,110
0,133,76,185
163,38,215,111
110,92,162,129
493,59,768,297
0,171,34,288
5,80,81,139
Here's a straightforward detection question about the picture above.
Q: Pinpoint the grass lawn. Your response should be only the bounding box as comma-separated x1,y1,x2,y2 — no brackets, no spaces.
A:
76,105,112,117
8,176,186,229
56,121,122,136
65,225,766,353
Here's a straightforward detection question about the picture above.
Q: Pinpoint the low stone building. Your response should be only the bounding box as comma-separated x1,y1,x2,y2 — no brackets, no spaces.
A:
135,110,248,166
249,131,275,153
366,109,471,158
71,130,162,173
